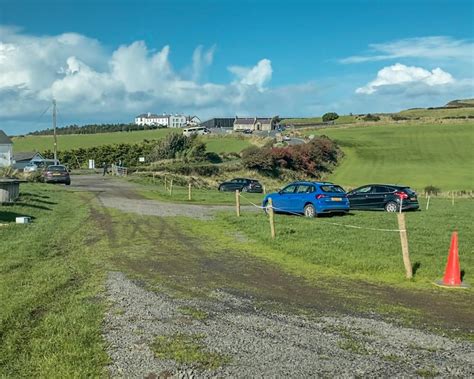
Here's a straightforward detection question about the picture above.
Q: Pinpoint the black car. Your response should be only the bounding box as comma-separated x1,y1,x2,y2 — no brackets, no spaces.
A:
347,184,419,212
218,178,263,193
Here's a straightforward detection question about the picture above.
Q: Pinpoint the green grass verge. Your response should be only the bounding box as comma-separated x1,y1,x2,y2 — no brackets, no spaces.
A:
301,122,474,191
0,184,108,376
12,128,176,152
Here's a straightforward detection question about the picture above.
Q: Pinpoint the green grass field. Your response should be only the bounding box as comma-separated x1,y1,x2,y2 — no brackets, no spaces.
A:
283,115,356,125
399,107,474,118
12,130,253,155
12,128,177,152
191,197,474,287
0,185,108,377
302,122,474,191
203,136,253,154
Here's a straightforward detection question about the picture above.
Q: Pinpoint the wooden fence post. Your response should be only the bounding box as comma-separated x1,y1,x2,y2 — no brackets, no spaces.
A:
397,213,412,279
452,192,455,206
169,179,173,196
268,198,276,239
263,185,266,194
188,182,192,201
164,176,167,190
235,190,241,217
426,195,431,211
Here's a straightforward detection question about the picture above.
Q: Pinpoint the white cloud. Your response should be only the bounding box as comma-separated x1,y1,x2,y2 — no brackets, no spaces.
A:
228,59,273,91
0,27,277,131
356,63,454,94
341,36,474,64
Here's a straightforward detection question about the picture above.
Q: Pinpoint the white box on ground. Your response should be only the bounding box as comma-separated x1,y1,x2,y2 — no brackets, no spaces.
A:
88,159,95,169
16,217,31,224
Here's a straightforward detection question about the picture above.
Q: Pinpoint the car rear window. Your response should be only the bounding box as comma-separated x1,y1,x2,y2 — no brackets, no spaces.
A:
402,187,416,195
47,166,67,172
319,185,345,193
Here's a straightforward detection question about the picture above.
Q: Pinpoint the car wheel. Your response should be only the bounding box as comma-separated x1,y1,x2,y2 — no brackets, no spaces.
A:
304,204,316,217
218,185,224,191
385,201,398,212
242,186,249,192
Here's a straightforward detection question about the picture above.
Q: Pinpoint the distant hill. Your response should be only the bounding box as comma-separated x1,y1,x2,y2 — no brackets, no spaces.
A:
444,99,474,108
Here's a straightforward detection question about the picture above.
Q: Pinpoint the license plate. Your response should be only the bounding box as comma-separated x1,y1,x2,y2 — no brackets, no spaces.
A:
53,173,61,176
410,197,416,201
331,197,342,201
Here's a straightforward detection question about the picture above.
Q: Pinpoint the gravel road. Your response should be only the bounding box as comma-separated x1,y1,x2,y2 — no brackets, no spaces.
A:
69,174,474,377
104,272,474,378
70,175,254,219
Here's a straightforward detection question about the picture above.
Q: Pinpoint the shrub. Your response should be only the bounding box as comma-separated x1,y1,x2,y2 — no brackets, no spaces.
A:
241,146,275,173
363,114,381,122
424,185,441,195
322,112,339,122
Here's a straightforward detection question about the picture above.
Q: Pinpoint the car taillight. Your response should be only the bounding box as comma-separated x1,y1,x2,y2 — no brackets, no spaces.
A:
395,191,408,199
316,194,326,199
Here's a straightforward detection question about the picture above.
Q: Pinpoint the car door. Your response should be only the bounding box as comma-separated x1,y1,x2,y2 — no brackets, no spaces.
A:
294,184,314,212
370,185,392,209
273,184,298,212
348,186,373,209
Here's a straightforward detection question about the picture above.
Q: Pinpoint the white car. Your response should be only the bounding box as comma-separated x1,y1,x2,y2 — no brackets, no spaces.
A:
283,135,291,141
23,162,39,173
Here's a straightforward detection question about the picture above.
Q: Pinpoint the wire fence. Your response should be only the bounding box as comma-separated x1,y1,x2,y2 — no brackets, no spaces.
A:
237,192,405,233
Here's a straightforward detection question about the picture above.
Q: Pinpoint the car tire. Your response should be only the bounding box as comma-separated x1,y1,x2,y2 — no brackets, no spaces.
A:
242,186,249,192
218,185,224,191
65,181,71,186
385,201,398,212
304,203,316,217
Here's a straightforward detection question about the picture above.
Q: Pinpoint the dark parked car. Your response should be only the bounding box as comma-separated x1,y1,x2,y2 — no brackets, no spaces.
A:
218,178,263,193
263,181,349,217
347,184,419,212
43,165,71,185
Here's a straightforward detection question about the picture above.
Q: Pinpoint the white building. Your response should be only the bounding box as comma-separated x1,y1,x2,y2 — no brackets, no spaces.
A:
169,114,187,128
135,113,169,127
0,130,13,168
186,116,201,126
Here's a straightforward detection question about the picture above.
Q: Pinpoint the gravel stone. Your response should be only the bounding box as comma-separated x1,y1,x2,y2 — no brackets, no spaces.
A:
103,272,474,378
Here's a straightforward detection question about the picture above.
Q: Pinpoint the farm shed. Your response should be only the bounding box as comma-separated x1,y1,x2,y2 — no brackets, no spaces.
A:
0,130,13,168
13,152,46,170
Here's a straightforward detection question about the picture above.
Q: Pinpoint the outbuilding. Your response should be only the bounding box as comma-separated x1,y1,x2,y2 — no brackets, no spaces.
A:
0,130,13,168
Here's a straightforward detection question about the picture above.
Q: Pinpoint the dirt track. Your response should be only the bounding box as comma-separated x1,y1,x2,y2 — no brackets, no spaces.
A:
70,175,474,378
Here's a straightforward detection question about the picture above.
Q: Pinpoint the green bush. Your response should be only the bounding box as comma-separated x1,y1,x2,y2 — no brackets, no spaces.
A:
424,185,441,195
363,114,381,122
322,112,339,122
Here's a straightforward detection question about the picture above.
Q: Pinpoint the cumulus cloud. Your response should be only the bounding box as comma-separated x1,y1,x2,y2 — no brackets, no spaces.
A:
341,36,474,64
0,27,278,131
356,63,454,94
228,59,273,91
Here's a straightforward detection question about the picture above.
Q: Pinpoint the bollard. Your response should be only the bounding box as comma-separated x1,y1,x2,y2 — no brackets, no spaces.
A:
235,190,240,217
188,182,192,201
268,198,276,239
397,212,412,279
426,195,431,211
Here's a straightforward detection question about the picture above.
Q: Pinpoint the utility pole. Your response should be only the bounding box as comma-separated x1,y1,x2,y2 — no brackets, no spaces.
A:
52,99,58,163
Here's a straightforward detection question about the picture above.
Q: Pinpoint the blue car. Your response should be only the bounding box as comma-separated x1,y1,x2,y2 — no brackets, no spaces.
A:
262,181,350,217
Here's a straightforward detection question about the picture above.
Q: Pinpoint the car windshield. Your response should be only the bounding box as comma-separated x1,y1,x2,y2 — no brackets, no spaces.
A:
320,185,345,193
47,165,67,172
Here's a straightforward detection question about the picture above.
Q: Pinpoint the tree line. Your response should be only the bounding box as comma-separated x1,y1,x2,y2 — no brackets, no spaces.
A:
28,123,166,136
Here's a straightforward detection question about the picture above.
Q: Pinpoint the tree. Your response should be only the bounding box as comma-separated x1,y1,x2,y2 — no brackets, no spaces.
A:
322,112,339,122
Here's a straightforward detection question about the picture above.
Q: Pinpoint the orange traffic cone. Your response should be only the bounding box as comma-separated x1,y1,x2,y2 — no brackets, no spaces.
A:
435,232,469,289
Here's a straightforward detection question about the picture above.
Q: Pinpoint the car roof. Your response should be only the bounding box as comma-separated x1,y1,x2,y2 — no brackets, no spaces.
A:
355,184,409,189
287,181,335,186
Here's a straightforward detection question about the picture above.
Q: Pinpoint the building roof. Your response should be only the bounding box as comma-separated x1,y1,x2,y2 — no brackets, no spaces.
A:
256,117,273,123
0,130,12,144
13,152,45,161
136,113,169,118
234,117,255,125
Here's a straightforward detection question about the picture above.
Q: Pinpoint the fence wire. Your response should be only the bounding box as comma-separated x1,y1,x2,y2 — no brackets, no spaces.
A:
238,192,405,233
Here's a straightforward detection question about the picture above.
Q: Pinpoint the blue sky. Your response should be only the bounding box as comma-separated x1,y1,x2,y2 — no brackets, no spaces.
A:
0,0,473,134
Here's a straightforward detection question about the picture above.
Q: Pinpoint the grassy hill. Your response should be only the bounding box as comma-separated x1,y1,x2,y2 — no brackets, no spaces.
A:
12,129,254,154
302,122,474,191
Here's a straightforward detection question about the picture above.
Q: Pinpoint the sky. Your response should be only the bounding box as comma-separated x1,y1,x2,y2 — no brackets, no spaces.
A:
0,0,473,135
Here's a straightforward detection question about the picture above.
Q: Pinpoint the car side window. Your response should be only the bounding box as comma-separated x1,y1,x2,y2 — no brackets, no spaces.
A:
374,186,389,193
297,185,314,193
356,186,372,194
281,185,297,194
